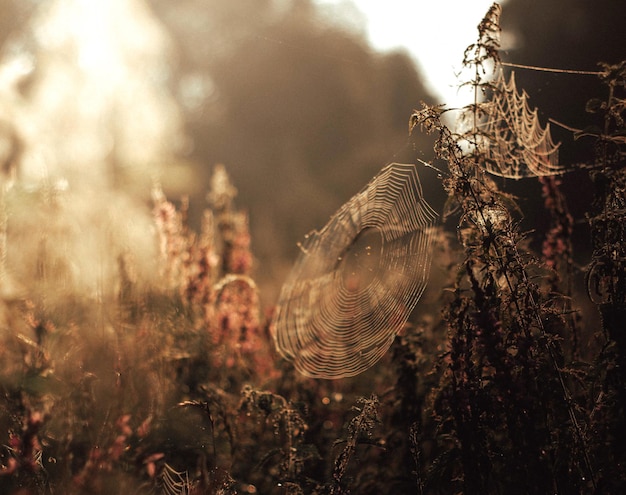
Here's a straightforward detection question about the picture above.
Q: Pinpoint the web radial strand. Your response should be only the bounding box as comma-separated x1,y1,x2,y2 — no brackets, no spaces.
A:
272,163,438,379
479,70,562,179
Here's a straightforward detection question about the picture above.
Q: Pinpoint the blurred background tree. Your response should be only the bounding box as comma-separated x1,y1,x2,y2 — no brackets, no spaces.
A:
0,0,624,302
148,0,437,302
0,0,438,303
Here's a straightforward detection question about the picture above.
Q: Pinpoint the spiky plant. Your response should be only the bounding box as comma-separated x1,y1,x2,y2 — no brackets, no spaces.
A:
409,4,595,492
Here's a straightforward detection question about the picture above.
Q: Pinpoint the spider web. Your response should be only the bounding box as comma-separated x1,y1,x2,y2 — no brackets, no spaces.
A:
158,463,192,495
477,70,562,179
272,163,438,379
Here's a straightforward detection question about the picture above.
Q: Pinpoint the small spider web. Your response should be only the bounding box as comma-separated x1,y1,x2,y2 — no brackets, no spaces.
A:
158,463,193,495
477,69,562,179
272,163,438,379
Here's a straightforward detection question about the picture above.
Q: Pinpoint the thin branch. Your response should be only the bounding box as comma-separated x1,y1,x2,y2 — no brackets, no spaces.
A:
501,62,602,76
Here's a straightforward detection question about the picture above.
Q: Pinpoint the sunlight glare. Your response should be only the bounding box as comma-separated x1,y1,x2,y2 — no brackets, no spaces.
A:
0,0,186,296
315,0,506,109
24,0,180,184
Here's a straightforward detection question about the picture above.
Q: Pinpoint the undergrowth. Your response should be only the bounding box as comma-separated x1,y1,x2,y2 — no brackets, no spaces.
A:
1,3,625,494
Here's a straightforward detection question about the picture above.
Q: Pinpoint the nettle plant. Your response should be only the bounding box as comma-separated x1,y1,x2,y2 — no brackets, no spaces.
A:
408,5,587,493
408,6,626,494
1,3,625,495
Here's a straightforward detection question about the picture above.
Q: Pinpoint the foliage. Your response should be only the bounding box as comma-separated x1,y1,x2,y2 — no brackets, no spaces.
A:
1,3,626,494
